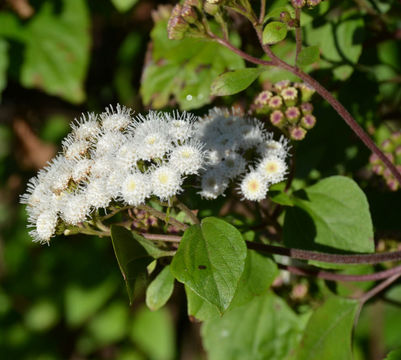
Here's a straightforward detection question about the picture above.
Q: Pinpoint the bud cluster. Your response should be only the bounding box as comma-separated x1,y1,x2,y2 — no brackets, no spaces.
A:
291,0,322,9
252,80,316,141
369,131,401,191
167,1,201,40
21,106,291,244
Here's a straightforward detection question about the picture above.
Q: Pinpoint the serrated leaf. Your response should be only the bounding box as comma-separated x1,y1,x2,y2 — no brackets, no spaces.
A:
295,297,359,360
141,20,244,110
110,225,153,305
171,217,247,313
202,291,307,360
186,250,278,321
284,176,374,256
210,67,264,96
111,0,138,12
263,21,288,45
146,265,175,311
297,46,320,67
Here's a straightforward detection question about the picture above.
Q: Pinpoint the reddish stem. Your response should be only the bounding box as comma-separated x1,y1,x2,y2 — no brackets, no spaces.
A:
278,263,401,282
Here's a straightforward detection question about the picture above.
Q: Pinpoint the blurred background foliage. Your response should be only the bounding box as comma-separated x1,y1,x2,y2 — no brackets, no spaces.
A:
0,0,400,359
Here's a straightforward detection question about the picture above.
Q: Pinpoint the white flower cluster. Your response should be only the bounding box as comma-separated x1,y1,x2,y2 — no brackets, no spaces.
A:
21,106,290,244
21,105,205,244
194,108,290,201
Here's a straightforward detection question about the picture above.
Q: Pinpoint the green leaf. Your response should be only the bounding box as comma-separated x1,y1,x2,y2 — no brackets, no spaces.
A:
210,67,264,96
171,217,247,313
186,250,279,321
132,231,175,259
111,0,138,12
110,225,153,305
304,10,364,80
131,306,175,360
146,265,175,311
202,291,307,360
297,46,320,67
295,297,359,360
0,38,8,99
141,20,244,110
269,183,294,207
385,349,401,360
263,21,288,45
12,0,90,103
284,176,374,256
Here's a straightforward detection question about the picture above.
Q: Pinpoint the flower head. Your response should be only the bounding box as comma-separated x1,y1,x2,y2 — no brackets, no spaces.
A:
239,171,268,201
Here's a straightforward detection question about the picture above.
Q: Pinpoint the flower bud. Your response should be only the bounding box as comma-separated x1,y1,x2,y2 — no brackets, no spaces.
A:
298,82,315,102
181,4,198,24
300,114,316,129
167,16,189,40
171,4,183,17
280,11,292,24
268,95,283,110
204,1,220,15
281,86,298,106
307,0,322,7
291,0,306,8
270,110,285,127
285,106,301,124
274,80,290,91
290,126,307,141
391,131,401,146
369,153,381,165
254,90,273,106
381,139,394,153
300,102,313,114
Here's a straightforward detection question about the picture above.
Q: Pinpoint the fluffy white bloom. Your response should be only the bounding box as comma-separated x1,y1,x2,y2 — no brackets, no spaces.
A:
89,155,114,179
121,171,152,206
94,131,126,156
259,134,291,158
221,153,246,179
101,104,132,132
257,155,287,184
71,113,100,141
85,178,112,209
32,210,58,244
239,171,268,201
115,138,138,171
151,165,183,201
169,141,205,175
166,111,196,141
63,137,90,160
41,156,72,193
72,158,93,182
198,168,228,199
60,193,91,225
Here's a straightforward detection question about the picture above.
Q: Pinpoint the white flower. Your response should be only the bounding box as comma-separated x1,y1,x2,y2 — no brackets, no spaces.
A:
257,155,287,184
115,138,138,171
166,111,196,141
72,158,93,182
198,168,228,199
63,136,90,159
85,178,112,209
71,113,100,141
89,155,114,179
41,156,72,193
32,210,58,243
239,171,268,201
121,171,152,206
169,141,205,175
94,131,126,156
221,153,246,179
60,193,91,225
151,165,183,201
259,134,291,158
101,104,132,132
